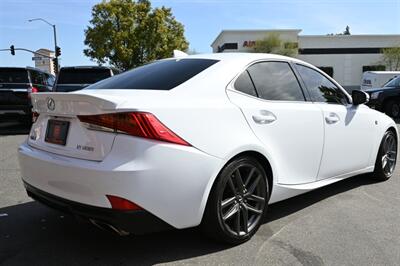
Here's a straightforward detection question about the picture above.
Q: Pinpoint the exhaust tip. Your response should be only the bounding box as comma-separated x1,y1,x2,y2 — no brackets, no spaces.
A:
89,219,130,236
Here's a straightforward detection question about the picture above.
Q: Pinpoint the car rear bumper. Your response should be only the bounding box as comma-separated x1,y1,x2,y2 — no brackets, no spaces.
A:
24,181,172,234
18,135,223,229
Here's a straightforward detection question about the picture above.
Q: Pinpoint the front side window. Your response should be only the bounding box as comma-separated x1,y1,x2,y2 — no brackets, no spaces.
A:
296,64,348,105
247,61,305,101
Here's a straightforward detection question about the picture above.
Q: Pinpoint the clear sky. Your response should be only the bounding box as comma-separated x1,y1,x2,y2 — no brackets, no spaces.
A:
1,0,399,68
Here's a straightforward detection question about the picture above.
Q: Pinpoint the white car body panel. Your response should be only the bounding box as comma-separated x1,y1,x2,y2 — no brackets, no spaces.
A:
19,53,398,230
227,90,324,185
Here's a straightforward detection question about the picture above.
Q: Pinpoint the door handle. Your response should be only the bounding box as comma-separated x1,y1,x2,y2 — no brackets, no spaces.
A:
325,112,340,124
252,110,277,124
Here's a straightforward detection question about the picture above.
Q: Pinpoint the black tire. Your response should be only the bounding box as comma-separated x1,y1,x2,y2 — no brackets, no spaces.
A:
373,130,397,181
201,156,269,244
384,100,400,118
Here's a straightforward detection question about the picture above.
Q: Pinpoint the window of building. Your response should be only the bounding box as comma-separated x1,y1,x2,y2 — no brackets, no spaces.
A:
318,67,334,78
247,61,305,101
362,65,386,72
296,64,348,105
234,70,258,97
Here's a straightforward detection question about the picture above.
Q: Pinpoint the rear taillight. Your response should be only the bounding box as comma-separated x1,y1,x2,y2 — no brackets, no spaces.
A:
106,195,143,211
77,112,190,146
27,86,38,99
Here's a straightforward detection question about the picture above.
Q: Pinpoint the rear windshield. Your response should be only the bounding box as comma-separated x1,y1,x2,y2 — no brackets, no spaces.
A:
0,69,29,83
57,68,112,84
84,59,219,91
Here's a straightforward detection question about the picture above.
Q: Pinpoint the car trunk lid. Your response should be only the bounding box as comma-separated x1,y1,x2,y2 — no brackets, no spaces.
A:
28,92,127,161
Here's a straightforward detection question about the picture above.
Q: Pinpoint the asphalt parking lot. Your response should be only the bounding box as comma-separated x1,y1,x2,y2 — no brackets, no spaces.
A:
1,120,400,266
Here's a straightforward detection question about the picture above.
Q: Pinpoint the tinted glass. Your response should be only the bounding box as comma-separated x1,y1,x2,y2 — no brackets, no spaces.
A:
234,70,257,97
247,62,305,101
29,70,46,85
296,64,348,105
85,59,219,91
46,74,55,86
384,76,400,87
57,68,111,84
0,68,29,83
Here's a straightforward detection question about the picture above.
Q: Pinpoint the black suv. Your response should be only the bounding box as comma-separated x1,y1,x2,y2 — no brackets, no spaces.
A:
0,67,55,122
53,66,120,92
366,76,400,117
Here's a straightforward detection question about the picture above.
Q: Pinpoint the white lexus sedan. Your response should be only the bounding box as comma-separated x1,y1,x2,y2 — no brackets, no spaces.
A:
19,53,397,244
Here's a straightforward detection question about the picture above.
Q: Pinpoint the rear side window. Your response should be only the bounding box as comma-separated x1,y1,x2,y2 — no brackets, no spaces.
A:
57,68,112,84
29,70,46,85
247,61,305,101
234,70,258,97
85,59,219,91
296,64,348,105
0,69,29,83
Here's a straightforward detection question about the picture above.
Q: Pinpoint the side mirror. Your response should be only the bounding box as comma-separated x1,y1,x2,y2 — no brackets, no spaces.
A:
352,90,369,105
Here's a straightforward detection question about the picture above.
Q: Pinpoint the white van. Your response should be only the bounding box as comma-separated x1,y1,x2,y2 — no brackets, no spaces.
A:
361,71,400,90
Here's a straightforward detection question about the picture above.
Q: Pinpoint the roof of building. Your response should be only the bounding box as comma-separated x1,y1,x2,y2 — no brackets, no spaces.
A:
211,29,302,47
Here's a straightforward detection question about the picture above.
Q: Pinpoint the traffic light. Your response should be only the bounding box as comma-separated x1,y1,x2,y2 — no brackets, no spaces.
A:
53,58,58,74
10,45,15,56
55,46,61,57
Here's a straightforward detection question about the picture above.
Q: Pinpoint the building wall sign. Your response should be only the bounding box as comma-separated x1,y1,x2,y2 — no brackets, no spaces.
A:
243,41,256,47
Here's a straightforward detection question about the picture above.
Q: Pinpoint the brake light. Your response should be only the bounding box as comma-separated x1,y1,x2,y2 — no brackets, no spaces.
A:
106,195,143,211
27,87,38,99
77,112,190,146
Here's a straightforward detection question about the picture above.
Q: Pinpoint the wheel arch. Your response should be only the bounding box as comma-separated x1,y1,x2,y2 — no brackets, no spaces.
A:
199,149,274,224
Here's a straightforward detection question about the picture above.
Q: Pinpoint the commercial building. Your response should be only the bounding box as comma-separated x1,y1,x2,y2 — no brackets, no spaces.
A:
33,48,55,75
211,29,400,90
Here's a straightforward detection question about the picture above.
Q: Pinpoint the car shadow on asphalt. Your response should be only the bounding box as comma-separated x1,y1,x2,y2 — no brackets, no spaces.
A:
0,174,381,265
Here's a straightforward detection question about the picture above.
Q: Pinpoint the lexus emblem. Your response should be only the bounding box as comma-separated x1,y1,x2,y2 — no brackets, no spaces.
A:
47,97,55,111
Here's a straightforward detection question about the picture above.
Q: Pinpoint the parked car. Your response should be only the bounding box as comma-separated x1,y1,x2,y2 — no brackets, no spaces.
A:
19,53,397,244
366,76,400,117
0,67,54,123
53,66,120,92
360,71,400,91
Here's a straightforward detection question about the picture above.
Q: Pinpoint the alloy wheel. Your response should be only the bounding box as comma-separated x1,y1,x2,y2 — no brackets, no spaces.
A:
218,164,266,236
382,133,397,177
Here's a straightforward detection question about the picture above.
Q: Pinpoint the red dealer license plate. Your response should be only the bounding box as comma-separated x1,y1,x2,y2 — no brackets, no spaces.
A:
45,119,70,146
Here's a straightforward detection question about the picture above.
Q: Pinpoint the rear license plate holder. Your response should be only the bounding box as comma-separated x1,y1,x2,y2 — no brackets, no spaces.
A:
45,119,70,146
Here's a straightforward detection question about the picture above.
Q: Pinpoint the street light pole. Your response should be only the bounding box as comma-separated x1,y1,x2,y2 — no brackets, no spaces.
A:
28,18,59,74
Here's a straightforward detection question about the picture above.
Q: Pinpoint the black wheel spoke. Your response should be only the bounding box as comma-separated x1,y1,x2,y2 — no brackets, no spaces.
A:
227,176,236,194
246,194,265,204
247,174,261,194
236,206,241,235
223,204,238,221
244,168,256,187
221,196,236,209
242,204,248,234
235,169,245,190
245,203,262,214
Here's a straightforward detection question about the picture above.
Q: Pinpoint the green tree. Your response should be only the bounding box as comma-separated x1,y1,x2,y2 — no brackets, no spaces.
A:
252,33,297,57
382,46,400,71
84,0,189,70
